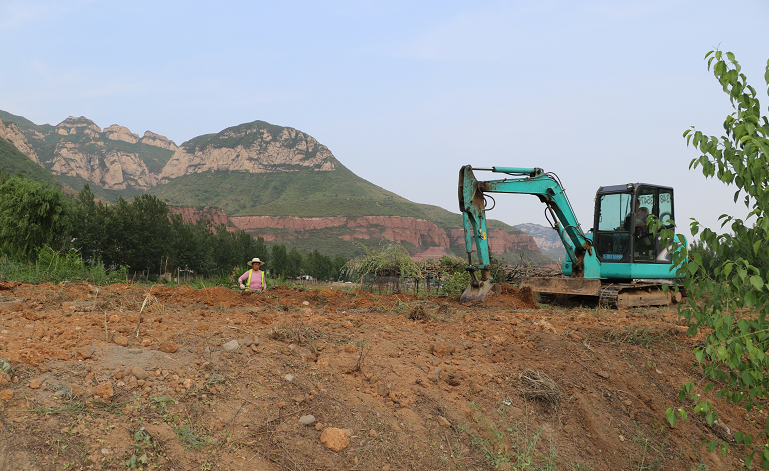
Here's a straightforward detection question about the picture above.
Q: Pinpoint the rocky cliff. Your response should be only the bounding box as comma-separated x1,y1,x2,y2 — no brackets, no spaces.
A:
169,206,231,228
1,117,337,192
228,215,542,260
159,123,336,182
0,110,548,262
0,118,42,165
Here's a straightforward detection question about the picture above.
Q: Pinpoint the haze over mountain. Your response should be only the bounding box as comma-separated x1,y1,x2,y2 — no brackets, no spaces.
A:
0,110,551,263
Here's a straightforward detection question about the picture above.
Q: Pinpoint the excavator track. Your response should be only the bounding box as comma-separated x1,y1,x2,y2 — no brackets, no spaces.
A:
599,283,620,308
601,282,678,309
523,277,681,309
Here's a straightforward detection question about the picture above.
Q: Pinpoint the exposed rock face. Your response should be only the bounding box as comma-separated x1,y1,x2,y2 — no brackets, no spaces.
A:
231,215,451,247
447,228,541,255
160,126,336,181
57,116,101,138
49,141,159,190
104,125,139,144
228,215,541,257
169,206,231,227
141,131,178,151
0,118,42,165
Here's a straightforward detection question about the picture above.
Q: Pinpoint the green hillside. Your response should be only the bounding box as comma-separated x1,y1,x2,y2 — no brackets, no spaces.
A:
0,136,65,187
148,163,437,219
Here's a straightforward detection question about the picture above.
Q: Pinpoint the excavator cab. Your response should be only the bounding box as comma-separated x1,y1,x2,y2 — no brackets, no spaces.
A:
592,184,675,270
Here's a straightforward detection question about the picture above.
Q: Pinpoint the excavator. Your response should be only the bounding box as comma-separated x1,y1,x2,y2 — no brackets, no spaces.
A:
458,165,687,308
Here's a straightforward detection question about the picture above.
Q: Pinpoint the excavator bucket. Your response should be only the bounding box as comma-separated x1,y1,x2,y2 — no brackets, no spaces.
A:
459,280,495,303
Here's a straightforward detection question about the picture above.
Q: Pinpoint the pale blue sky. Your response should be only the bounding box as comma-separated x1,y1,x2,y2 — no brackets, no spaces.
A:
1,0,768,237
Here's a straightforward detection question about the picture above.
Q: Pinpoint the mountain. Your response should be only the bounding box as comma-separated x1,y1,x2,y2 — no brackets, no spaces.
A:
514,223,567,261
0,110,552,264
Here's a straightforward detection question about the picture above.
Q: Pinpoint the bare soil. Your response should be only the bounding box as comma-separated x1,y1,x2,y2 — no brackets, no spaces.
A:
0,282,762,470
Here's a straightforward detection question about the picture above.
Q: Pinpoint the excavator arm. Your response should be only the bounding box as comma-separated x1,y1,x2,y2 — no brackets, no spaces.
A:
458,165,598,301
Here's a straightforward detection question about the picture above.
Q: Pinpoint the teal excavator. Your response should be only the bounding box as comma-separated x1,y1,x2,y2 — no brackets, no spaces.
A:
459,166,686,308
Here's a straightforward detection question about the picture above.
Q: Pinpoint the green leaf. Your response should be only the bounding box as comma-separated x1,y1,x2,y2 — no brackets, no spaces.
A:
665,408,677,427
707,440,717,453
750,275,764,290
706,412,716,426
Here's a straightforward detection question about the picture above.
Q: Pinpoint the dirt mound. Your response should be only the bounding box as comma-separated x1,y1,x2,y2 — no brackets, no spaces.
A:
0,282,760,470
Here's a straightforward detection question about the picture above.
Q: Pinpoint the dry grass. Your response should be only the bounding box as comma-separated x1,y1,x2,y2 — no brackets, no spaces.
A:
408,303,428,321
518,370,564,405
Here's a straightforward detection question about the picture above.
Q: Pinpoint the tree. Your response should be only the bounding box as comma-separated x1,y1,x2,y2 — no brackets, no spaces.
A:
270,244,288,278
662,50,769,467
0,175,70,259
69,185,110,264
286,247,303,279
107,195,170,273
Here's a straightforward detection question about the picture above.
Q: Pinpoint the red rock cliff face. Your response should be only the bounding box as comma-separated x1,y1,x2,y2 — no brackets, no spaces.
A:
170,210,542,256
231,215,452,247
169,207,232,228
447,229,541,255
231,215,542,255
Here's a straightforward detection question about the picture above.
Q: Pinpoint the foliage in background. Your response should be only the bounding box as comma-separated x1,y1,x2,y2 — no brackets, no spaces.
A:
0,174,70,260
0,246,127,284
657,50,769,467
346,242,423,287
0,175,354,284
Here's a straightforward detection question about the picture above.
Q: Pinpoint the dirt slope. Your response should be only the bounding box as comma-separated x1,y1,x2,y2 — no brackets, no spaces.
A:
0,282,762,470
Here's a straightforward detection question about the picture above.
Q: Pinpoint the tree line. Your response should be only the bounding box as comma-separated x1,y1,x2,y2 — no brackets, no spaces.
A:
0,169,349,282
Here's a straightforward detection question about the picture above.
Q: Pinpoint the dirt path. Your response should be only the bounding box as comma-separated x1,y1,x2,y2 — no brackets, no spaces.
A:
0,282,761,470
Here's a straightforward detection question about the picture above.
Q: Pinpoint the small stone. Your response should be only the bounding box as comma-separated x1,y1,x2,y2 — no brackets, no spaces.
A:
222,340,240,352
284,374,295,382
596,371,610,379
298,415,316,425
109,314,120,323
76,346,95,359
114,335,129,347
238,337,257,347
302,301,310,306
0,389,12,400
29,379,42,389
0,371,10,387
276,401,287,408
320,427,349,451
158,342,179,353
368,429,378,438
141,339,151,347
182,379,194,389
428,367,441,383
315,422,324,431
96,382,114,399
127,348,142,354
131,367,149,380
437,416,451,428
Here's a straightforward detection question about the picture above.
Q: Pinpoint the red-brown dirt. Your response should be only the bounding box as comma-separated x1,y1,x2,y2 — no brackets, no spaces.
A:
0,282,762,470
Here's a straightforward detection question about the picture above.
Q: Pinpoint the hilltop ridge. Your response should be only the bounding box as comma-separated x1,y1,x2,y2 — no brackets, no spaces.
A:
0,110,552,263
